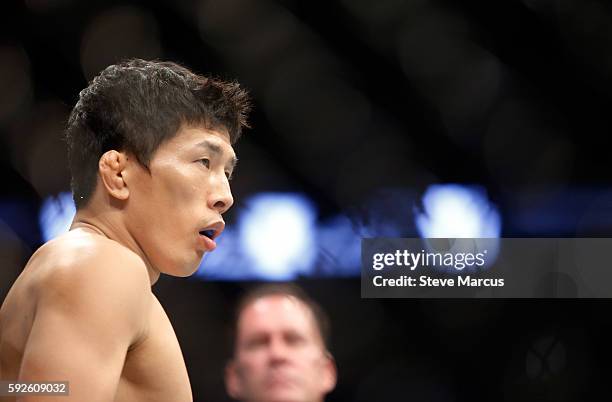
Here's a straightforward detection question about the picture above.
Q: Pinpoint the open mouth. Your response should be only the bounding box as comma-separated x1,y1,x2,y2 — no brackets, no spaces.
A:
199,229,216,239
198,222,224,250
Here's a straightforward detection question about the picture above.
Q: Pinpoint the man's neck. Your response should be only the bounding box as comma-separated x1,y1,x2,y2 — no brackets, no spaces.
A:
70,210,160,285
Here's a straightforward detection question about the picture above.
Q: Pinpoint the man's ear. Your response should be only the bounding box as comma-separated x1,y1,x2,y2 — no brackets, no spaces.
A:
98,150,130,201
321,351,338,394
224,360,243,400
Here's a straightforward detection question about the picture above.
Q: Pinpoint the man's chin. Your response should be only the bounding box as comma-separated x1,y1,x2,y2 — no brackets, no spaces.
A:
178,264,201,277
160,260,201,278
260,387,304,402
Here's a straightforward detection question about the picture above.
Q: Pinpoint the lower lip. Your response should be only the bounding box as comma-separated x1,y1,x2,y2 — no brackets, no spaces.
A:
198,233,217,251
267,376,296,388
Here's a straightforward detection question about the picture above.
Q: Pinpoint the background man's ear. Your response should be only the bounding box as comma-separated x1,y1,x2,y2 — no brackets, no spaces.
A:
322,352,338,394
224,361,243,400
98,150,130,201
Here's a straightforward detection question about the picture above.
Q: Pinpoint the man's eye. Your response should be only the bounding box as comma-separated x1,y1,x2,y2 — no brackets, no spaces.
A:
286,333,304,345
246,337,267,350
199,158,210,168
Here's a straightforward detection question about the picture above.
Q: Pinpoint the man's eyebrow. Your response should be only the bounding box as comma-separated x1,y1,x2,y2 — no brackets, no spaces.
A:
196,140,238,170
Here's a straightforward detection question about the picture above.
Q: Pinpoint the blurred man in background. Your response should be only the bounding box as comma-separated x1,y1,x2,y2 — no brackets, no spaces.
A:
0,59,250,401
225,284,337,402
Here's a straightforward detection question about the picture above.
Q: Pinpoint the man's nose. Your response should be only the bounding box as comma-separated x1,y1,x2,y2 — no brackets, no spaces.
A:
268,338,290,363
208,176,234,214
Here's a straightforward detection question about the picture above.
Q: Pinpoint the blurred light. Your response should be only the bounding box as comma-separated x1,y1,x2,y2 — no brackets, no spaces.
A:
416,184,501,238
415,184,501,271
353,188,419,238
39,192,75,241
195,227,253,280
238,193,317,280
197,210,365,280
317,214,361,276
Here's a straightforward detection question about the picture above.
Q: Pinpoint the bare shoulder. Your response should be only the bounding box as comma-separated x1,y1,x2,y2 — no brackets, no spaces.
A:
29,230,153,337
33,230,150,288
0,231,157,400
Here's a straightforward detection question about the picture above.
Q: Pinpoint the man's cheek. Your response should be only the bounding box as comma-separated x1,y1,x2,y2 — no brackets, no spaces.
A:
161,170,197,202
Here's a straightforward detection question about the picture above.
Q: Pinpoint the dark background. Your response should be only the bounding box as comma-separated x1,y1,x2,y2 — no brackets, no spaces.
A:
2,0,612,400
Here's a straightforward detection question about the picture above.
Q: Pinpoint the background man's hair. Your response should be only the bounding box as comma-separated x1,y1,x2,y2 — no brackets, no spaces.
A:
65,58,251,208
230,283,332,355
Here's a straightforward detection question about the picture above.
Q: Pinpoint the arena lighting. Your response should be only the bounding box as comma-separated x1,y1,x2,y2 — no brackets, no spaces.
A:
238,193,317,280
197,211,362,280
415,184,501,267
317,214,361,276
40,188,500,278
415,184,501,238
39,191,319,280
195,227,251,280
39,192,76,241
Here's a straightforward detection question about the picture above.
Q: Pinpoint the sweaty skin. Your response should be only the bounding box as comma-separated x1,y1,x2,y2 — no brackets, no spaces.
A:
0,126,236,402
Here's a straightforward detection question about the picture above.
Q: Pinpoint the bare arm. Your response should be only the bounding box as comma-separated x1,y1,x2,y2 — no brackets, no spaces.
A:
16,248,151,402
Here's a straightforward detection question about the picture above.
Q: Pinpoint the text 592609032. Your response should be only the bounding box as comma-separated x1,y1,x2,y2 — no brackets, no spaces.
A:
0,381,69,396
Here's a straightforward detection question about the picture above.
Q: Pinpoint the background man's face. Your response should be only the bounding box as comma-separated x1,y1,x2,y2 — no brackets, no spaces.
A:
226,295,336,402
125,125,235,277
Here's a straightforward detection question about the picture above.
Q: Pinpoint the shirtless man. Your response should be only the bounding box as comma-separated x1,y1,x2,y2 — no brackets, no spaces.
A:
0,59,250,401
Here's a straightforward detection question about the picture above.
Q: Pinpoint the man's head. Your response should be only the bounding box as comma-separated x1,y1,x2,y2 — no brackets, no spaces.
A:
66,59,251,276
225,284,337,402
